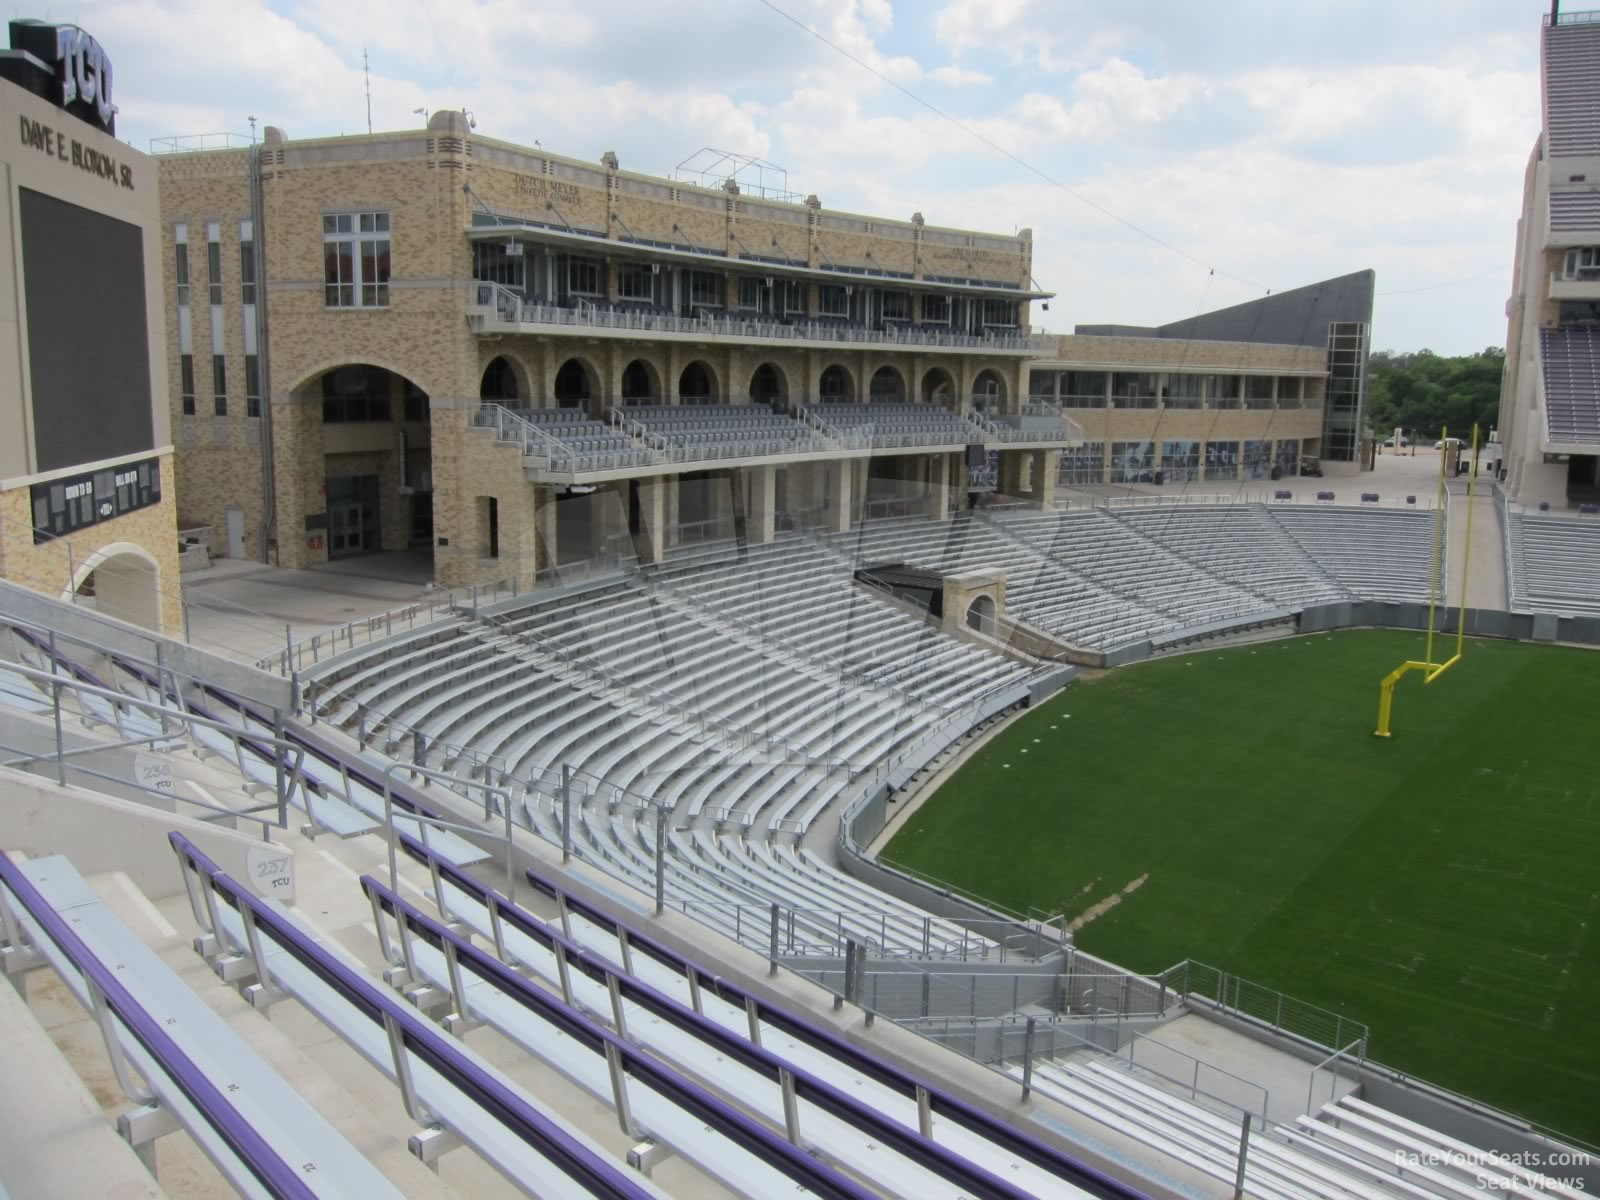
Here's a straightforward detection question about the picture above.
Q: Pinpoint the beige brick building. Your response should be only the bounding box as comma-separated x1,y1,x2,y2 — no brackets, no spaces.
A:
0,25,181,633
156,111,1352,590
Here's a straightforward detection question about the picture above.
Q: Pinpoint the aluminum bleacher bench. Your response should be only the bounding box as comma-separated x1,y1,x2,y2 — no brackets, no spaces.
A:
385,830,1143,1200
0,851,408,1199
167,834,672,1199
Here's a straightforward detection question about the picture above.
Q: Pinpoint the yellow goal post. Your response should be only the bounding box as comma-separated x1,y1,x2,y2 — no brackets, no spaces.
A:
1373,423,1480,738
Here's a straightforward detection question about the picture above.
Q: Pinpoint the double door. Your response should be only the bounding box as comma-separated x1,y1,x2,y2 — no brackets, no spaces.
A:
326,474,380,558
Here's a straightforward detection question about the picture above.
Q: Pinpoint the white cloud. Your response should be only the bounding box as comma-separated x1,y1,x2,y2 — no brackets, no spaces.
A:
1016,59,1209,141
928,64,994,87
64,0,1546,352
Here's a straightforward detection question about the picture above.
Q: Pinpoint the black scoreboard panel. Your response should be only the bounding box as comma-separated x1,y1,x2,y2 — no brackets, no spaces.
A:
18,187,154,472
31,456,161,543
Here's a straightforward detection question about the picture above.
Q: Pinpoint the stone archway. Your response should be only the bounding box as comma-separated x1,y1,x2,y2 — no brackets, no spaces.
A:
67,542,162,631
554,356,600,407
480,355,522,402
869,365,907,402
621,358,663,405
971,368,1007,413
966,594,997,636
921,366,956,406
749,361,790,406
818,363,856,403
678,359,719,404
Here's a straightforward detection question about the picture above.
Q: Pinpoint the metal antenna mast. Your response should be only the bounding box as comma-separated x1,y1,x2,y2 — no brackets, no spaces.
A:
363,48,373,134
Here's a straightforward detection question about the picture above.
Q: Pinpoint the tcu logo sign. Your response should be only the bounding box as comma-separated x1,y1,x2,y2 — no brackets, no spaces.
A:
54,26,116,132
3,19,118,135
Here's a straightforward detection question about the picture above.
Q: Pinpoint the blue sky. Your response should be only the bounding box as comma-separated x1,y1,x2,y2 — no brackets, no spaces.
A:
78,0,1556,353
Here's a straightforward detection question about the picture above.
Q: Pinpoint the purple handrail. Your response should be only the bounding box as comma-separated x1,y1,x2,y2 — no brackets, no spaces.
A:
168,834,657,1200
391,831,1146,1200
0,849,320,1198
364,872,1040,1200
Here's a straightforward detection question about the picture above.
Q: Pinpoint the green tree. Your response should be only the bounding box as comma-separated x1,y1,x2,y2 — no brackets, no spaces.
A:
1366,346,1503,441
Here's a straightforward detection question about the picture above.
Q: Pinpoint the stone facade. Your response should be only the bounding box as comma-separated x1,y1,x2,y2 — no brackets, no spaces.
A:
157,116,1045,587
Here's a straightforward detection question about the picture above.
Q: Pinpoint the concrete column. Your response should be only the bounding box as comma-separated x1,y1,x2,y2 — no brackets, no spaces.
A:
534,484,557,573
593,480,633,558
928,452,951,521
999,449,1027,496
664,474,680,545
1033,450,1060,508
826,460,852,533
852,457,869,514
743,464,776,544
635,476,666,564
709,470,736,539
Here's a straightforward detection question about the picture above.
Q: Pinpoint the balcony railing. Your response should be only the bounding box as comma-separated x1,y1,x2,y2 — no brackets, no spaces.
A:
468,283,1049,353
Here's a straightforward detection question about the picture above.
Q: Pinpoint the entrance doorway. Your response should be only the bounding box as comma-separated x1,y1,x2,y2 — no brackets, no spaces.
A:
225,506,245,558
326,474,381,558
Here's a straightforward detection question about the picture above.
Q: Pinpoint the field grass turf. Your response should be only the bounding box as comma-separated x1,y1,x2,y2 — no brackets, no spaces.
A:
885,629,1600,1143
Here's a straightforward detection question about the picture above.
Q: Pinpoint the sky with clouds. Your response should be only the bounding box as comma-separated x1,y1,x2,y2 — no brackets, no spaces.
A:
79,0,1555,354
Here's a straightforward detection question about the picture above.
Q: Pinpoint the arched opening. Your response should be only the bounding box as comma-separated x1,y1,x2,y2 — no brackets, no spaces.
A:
921,367,956,406
966,594,997,636
818,364,855,403
554,357,598,408
480,356,520,402
869,365,907,402
749,362,788,407
297,362,436,560
621,359,661,405
971,368,1006,413
69,544,162,632
678,360,716,404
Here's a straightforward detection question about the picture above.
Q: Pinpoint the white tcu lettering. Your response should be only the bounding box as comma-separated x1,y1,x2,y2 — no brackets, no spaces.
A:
55,27,116,129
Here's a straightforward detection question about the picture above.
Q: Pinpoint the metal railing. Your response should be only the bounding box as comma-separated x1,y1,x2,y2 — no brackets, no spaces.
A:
468,284,1049,353
0,650,305,840
149,132,254,153
1161,959,1368,1059
255,579,521,676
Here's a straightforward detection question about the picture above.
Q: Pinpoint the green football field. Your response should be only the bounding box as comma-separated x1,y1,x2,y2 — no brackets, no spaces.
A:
884,629,1600,1144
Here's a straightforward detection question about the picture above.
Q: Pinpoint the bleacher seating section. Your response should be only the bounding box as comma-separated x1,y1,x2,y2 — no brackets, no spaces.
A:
0,502,1586,1200
1510,510,1600,614
1538,327,1600,445
812,403,978,447
302,551,1032,958
617,403,826,458
473,406,650,471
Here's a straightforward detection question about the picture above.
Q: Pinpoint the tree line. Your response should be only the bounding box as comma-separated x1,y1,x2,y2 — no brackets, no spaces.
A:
1365,347,1503,443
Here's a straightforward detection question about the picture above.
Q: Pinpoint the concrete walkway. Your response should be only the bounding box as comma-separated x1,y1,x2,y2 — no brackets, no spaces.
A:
181,551,441,665
1445,491,1508,610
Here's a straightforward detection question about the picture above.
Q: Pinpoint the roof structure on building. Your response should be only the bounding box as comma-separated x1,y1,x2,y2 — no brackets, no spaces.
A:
1075,270,1375,349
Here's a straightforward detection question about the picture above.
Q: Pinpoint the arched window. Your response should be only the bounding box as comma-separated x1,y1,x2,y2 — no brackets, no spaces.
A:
819,364,853,402
679,361,715,403
869,365,906,402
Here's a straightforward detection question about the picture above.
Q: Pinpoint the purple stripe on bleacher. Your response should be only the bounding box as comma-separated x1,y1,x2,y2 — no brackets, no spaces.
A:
392,832,1143,1200
0,850,320,1199
365,872,1044,1200
167,833,659,1200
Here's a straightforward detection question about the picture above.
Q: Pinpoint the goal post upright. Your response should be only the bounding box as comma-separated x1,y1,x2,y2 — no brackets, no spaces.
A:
1374,423,1479,737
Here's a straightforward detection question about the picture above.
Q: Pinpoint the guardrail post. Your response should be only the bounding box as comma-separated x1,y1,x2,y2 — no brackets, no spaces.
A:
779,1068,801,1145
653,808,666,916
1021,1015,1037,1100
561,764,572,863
1233,1111,1252,1200
768,902,780,975
47,632,65,786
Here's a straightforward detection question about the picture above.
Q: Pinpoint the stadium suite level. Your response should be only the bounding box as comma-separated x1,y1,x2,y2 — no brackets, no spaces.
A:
0,22,182,636
158,111,1369,590
1499,5,1600,508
